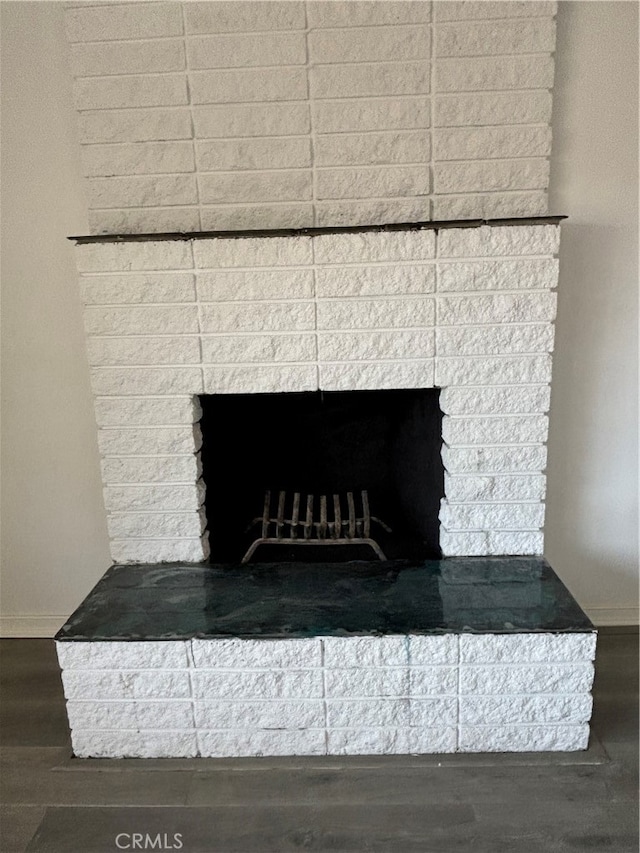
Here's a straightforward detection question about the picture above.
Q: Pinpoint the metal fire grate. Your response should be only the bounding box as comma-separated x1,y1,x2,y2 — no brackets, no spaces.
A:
242,489,392,564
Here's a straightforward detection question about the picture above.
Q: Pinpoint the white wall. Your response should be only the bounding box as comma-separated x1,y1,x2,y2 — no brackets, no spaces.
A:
1,1,637,634
545,0,639,625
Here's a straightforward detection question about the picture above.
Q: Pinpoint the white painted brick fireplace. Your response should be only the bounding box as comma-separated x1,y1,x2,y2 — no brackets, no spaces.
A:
74,221,560,565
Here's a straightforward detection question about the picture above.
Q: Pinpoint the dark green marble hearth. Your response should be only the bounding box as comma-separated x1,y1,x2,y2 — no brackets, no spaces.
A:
56,558,593,641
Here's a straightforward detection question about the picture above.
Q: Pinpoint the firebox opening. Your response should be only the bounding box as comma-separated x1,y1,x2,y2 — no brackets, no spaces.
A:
199,389,444,564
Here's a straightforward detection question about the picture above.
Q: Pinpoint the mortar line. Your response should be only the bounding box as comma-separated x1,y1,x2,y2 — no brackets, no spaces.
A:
180,4,202,231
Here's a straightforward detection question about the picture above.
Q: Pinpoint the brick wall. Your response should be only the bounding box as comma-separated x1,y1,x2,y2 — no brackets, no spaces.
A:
74,221,560,563
65,1,557,234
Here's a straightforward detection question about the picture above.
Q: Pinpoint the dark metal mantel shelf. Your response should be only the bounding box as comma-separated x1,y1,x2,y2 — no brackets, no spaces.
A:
68,215,568,244
56,557,593,642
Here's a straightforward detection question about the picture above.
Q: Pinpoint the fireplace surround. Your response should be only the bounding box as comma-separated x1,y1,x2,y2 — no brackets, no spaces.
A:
56,217,597,758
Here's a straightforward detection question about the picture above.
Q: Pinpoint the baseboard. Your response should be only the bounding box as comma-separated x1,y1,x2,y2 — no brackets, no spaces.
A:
0,615,68,638
585,607,640,627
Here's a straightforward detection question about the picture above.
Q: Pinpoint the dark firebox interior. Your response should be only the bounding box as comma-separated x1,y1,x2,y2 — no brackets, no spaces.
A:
199,389,444,563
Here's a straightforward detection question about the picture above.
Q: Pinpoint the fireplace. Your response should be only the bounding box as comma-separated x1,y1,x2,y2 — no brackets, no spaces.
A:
199,389,444,563
55,219,597,758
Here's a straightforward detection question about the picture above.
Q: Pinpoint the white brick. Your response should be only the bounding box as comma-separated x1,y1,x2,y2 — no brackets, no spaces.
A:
318,330,434,362
193,670,323,700
444,474,546,502
325,668,407,698
196,137,311,171
458,725,589,753
435,92,552,126
311,62,429,99
438,18,555,57
190,68,307,105
436,55,555,92
317,298,434,331
438,259,559,292
198,729,325,758
439,289,556,327
488,531,544,555
315,198,430,228
194,236,312,268
98,425,200,456
194,103,310,139
89,207,201,236
438,225,560,258
459,695,593,726
80,273,195,305
433,192,548,221
314,131,430,168
442,444,547,474
56,640,189,670
317,265,435,298
202,334,315,364
323,636,409,668
326,728,410,756
199,204,314,231
84,305,198,336
191,638,321,669
195,701,324,730
437,325,554,357
74,75,187,111
308,25,430,64
90,367,202,397
87,336,200,367
66,701,194,731
409,667,459,696
410,698,458,726
185,1,305,34
71,40,185,78
460,633,597,664
317,165,430,200
199,170,312,204
436,354,552,386
78,108,192,144
81,141,194,177
75,240,192,272
71,731,197,759
406,635,458,666
435,2,557,22
94,397,200,428
187,32,306,69
65,3,183,42
307,1,431,27
319,360,434,391
435,160,550,194
204,365,317,394
107,510,205,539
104,482,205,512
110,537,208,563
410,727,458,754
460,663,595,695
440,502,545,531
442,415,549,445
62,670,191,701
87,174,197,209
200,302,315,334
326,699,409,728
197,269,313,302
314,97,430,134
440,385,551,415
101,455,201,485
434,127,552,161
315,230,435,265
439,530,490,556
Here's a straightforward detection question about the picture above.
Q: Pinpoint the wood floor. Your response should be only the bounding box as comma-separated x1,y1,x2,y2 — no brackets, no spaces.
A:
0,630,637,852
